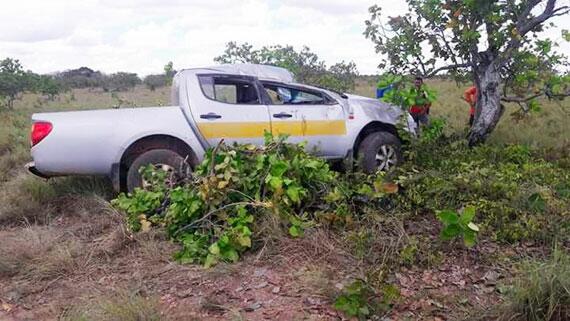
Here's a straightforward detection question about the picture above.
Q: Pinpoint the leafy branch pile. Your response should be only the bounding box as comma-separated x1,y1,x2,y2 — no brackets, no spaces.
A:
113,135,398,267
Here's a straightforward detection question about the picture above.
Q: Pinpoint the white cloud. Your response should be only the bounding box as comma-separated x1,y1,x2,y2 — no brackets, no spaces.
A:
0,0,568,76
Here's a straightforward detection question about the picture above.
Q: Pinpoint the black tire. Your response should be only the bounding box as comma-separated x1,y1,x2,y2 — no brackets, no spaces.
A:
357,131,402,174
126,149,191,193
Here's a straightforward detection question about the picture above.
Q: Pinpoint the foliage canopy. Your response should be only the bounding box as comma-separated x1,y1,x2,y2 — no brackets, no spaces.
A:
215,42,359,92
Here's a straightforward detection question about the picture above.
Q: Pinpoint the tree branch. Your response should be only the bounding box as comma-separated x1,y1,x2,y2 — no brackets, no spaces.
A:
425,63,472,78
501,93,543,103
502,0,568,65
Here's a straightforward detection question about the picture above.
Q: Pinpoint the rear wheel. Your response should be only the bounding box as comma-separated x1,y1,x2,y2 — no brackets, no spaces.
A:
357,131,402,173
126,149,191,193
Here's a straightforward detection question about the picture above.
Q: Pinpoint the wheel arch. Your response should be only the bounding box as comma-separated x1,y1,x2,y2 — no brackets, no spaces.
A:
117,134,199,192
353,121,399,157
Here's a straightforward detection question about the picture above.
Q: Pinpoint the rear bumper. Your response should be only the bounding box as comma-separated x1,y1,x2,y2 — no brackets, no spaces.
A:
25,162,51,179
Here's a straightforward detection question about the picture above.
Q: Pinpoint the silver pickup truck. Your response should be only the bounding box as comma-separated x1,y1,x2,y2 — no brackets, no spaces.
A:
28,64,416,192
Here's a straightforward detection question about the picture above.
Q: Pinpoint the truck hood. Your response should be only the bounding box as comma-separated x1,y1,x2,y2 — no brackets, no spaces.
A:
344,94,417,134
345,94,401,122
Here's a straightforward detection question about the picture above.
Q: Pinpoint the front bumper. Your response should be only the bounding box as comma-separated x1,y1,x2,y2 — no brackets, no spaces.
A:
25,162,50,179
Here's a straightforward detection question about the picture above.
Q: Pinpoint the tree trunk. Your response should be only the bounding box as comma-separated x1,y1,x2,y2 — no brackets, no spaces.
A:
467,53,504,146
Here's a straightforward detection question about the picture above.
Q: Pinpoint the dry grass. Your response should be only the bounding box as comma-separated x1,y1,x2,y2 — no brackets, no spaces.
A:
60,290,165,321
471,249,570,321
0,174,113,225
0,196,128,280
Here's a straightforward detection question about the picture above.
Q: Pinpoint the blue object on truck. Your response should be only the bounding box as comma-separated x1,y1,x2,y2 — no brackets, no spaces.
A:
376,84,393,98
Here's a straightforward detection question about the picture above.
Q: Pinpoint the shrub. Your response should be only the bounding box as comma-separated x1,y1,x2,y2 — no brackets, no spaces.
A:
395,134,570,243
104,72,141,92
143,74,167,91
55,67,106,89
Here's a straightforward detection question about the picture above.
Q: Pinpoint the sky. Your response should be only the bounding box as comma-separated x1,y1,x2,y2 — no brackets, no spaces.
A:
0,0,568,76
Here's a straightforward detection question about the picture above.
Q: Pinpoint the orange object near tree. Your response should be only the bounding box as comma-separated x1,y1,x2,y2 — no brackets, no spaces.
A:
464,86,477,116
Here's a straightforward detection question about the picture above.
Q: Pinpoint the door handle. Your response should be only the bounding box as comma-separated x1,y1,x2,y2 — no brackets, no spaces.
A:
200,112,222,119
273,112,293,119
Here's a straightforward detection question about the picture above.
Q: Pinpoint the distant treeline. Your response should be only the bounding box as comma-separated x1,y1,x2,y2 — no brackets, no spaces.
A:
54,61,175,92
0,58,175,109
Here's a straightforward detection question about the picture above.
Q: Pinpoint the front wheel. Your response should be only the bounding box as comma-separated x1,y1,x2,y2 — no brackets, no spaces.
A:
357,132,402,173
126,149,191,193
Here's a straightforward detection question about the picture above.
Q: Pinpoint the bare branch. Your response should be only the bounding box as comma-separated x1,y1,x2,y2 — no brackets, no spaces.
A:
501,93,543,103
425,63,472,78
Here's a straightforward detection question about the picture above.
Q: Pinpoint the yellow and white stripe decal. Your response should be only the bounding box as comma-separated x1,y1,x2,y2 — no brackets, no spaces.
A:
197,120,346,139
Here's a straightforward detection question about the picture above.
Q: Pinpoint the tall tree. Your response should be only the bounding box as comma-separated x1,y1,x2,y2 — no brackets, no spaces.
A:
365,0,570,145
0,58,28,109
164,61,176,86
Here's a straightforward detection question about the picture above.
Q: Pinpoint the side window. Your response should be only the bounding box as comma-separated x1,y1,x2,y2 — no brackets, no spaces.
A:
263,83,330,105
198,75,260,104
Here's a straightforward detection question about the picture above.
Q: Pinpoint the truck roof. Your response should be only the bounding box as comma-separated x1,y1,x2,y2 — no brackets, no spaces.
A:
176,64,295,83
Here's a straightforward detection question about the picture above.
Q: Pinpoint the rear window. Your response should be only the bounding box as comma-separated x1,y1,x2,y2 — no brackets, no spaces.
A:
198,75,260,105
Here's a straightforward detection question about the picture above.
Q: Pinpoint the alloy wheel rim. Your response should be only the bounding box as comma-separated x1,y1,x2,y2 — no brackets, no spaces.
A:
375,144,397,171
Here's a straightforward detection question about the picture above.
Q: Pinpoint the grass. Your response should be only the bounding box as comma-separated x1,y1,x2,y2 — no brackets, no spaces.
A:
60,291,164,321
502,249,570,321
472,249,570,321
0,80,568,319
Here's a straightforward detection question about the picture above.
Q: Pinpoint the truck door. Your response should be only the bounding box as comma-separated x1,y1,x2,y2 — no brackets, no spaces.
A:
261,82,347,158
192,74,271,147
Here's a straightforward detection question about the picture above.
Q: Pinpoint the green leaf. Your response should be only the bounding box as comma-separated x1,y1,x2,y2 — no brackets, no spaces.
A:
208,243,220,255
286,186,301,203
223,249,239,262
289,225,302,237
463,230,477,247
440,224,461,240
204,254,218,268
236,235,251,248
467,222,479,232
437,210,459,225
270,161,288,177
459,206,476,225
268,176,283,190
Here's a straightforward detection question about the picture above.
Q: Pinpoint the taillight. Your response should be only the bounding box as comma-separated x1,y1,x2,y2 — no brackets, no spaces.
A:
31,121,53,146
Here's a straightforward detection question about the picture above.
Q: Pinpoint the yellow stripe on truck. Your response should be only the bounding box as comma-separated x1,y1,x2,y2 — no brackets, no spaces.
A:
197,122,271,139
197,120,346,139
272,120,346,136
